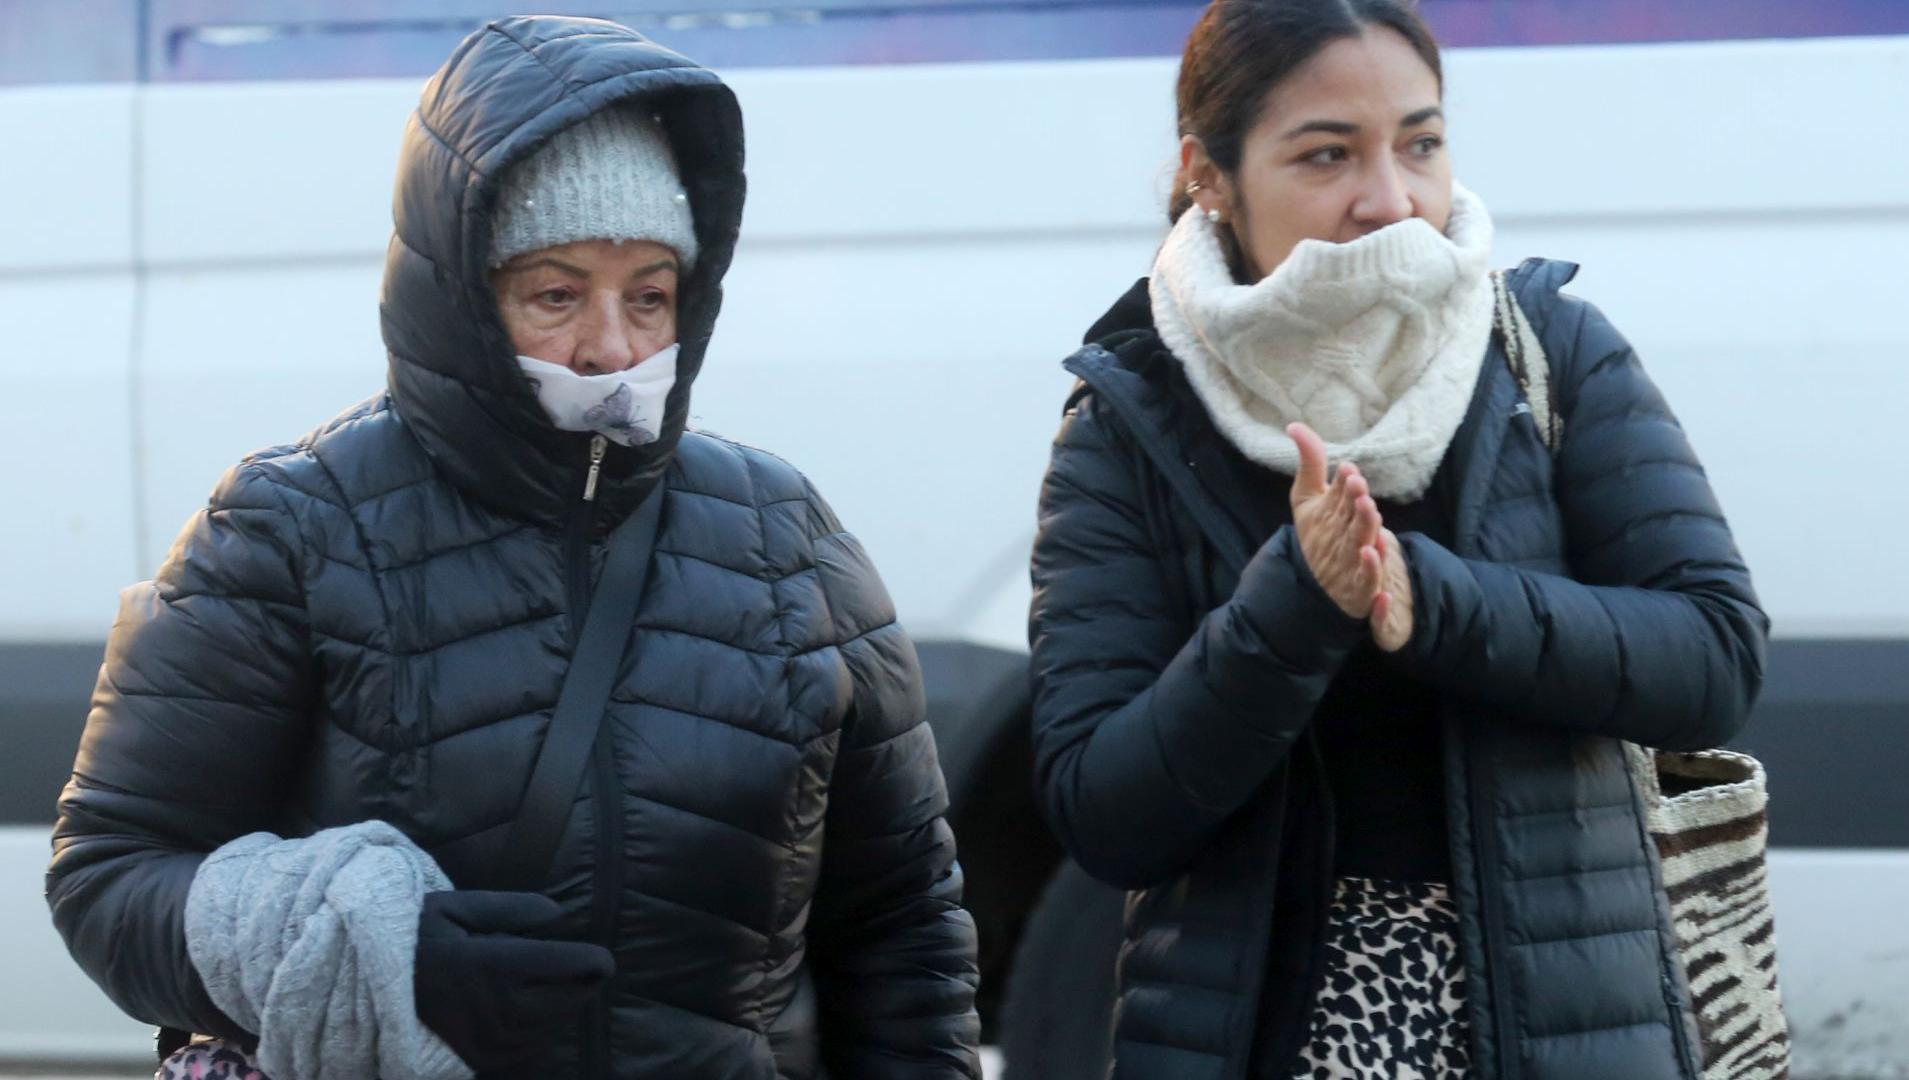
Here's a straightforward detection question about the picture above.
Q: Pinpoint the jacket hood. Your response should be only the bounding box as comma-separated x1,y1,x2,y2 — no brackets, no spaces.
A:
381,16,745,526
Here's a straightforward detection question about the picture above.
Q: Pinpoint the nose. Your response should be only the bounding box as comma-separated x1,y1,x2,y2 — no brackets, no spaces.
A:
570,292,639,375
1350,156,1415,232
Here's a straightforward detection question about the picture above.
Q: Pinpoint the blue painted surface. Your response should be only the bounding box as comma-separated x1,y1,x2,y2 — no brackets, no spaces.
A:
3,1,1909,84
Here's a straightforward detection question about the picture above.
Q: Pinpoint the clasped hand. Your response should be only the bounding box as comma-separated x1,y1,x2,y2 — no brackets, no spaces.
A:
1286,422,1412,652
415,890,615,1069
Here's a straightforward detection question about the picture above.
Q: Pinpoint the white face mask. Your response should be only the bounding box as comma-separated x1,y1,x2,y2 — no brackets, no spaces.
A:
514,345,679,447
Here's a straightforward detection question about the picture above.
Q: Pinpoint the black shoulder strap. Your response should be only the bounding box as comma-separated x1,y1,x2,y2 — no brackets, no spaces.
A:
502,480,666,890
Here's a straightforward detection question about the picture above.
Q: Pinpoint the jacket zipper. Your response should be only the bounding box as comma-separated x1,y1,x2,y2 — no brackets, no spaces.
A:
1466,731,1519,1080
582,433,608,502
564,436,611,643
565,434,620,1078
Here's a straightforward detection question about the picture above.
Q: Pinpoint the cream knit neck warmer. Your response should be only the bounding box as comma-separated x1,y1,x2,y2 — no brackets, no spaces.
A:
1150,181,1495,500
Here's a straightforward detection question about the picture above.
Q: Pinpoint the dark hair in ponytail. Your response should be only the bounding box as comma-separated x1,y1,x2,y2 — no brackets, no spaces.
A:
1169,0,1443,222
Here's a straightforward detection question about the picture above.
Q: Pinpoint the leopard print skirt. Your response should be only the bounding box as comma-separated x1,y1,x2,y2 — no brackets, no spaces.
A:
1288,877,1472,1079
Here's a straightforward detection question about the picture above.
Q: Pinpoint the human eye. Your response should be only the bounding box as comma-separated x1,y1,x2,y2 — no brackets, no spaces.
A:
1300,145,1349,166
629,287,670,311
533,286,578,308
1409,134,1445,157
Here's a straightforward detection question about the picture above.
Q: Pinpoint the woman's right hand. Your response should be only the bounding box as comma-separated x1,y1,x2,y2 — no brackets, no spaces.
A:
1287,422,1387,620
414,890,615,1069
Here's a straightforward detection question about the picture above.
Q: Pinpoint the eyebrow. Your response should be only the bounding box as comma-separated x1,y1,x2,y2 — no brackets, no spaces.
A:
1280,106,1445,141
503,255,680,280
1282,119,1358,140
506,256,589,277
628,258,680,279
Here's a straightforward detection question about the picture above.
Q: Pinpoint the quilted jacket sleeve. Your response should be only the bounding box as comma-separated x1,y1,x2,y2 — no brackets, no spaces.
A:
804,489,982,1079
1028,392,1367,890
46,461,315,1038
1398,294,1768,750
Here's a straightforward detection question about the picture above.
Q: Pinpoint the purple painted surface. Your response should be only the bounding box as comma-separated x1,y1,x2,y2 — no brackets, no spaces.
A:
1424,0,1909,49
0,0,140,85
148,6,1204,81
2,0,1907,86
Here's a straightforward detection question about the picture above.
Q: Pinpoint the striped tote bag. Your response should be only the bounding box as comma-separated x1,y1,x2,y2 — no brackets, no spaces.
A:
1493,271,1792,1079
1627,746,1792,1078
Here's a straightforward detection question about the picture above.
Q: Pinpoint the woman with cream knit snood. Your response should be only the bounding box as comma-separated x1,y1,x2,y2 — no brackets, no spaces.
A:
1027,2,1768,1078
48,17,979,1080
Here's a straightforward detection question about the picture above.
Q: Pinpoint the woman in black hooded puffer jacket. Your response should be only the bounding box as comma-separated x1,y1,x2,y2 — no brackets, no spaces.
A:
47,16,980,1080
1028,2,1768,1078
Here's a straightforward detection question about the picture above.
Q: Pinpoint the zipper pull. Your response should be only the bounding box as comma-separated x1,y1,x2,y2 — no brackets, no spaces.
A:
582,434,608,502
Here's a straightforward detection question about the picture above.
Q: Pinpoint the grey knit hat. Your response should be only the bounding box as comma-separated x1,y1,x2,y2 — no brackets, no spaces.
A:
489,106,698,270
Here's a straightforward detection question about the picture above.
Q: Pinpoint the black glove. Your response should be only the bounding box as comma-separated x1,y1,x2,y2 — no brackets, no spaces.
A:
414,890,615,1069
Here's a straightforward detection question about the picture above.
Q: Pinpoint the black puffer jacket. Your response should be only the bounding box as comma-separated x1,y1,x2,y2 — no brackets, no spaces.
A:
1028,263,1767,1080
48,17,980,1079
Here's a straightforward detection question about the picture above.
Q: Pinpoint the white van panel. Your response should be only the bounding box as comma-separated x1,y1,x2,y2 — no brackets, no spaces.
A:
0,278,140,639
1445,36,1909,218
0,86,134,272
0,827,152,1062
140,80,417,265
0,87,141,642
135,262,387,570
700,232,1120,637
729,58,1176,240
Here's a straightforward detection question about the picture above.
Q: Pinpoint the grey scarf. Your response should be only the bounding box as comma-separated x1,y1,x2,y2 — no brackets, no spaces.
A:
185,821,472,1080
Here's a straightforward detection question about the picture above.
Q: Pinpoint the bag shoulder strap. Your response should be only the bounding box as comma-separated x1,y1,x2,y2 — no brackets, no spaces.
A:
1490,268,1561,452
502,480,666,890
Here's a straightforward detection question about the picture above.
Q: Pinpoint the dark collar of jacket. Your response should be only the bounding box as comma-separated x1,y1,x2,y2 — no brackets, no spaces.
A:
381,16,747,529
1065,278,1274,572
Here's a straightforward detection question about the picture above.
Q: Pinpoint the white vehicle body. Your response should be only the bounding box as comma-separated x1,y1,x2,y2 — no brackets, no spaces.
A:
1,4,1904,1073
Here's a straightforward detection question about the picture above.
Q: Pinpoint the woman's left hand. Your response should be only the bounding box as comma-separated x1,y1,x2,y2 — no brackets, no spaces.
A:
1370,528,1413,652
